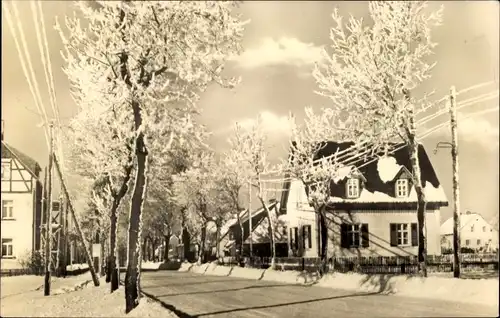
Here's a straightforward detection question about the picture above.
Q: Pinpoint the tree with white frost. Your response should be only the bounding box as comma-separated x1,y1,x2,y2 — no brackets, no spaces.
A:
287,109,358,274
57,1,246,311
218,143,251,261
65,102,134,292
228,116,281,269
312,1,443,276
173,151,226,264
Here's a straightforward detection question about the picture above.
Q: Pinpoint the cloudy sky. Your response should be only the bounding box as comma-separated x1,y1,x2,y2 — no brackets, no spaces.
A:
2,1,499,225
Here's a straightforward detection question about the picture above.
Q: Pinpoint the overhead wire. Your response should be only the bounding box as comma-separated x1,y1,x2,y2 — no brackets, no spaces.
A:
257,87,499,185
34,0,67,174
2,2,50,149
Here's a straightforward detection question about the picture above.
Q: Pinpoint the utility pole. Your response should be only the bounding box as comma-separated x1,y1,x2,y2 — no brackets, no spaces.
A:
249,180,253,258
44,122,54,296
433,86,461,278
53,154,100,286
449,86,461,278
58,192,67,277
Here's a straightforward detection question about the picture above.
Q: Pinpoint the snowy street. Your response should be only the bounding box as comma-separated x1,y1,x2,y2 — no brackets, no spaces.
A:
135,271,498,318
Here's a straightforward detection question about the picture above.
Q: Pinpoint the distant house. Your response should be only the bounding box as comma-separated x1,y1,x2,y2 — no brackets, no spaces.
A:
440,211,499,253
1,131,43,269
279,141,449,258
219,199,288,258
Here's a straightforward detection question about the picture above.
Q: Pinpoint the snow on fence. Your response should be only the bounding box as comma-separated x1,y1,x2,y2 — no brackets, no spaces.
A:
221,253,499,275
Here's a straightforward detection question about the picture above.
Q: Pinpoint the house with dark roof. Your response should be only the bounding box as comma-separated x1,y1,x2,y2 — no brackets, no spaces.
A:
218,199,289,258
1,130,43,269
279,141,449,258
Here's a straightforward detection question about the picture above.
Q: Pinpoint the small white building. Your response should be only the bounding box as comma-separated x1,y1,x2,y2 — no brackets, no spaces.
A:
1,130,43,269
440,211,499,253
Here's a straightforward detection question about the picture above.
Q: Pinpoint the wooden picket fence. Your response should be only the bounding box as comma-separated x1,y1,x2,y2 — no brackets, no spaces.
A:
0,267,89,277
225,253,499,275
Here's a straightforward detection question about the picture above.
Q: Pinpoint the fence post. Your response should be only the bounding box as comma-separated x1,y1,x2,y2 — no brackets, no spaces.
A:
302,258,305,271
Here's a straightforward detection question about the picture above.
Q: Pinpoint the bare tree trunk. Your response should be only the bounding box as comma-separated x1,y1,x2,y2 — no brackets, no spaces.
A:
163,234,170,262
258,197,276,269
198,224,207,264
152,239,158,262
108,199,120,292
100,235,106,276
316,205,328,276
125,99,149,312
236,214,244,260
409,136,428,277
216,223,221,261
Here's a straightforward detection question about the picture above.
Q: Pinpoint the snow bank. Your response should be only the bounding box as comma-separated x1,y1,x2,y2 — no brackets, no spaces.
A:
1,277,177,317
181,264,498,307
141,262,162,270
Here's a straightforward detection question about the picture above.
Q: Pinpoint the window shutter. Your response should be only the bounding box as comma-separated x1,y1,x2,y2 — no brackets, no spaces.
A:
340,223,349,248
390,224,398,246
302,225,306,249
411,223,418,246
294,227,299,250
307,225,312,249
361,224,369,247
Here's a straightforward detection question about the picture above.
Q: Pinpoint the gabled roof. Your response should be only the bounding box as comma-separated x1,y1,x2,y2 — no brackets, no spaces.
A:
440,212,497,235
280,141,448,208
1,141,41,179
220,199,279,241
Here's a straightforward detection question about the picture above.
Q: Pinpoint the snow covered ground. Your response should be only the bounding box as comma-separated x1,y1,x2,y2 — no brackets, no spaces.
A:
1,274,177,317
179,262,499,307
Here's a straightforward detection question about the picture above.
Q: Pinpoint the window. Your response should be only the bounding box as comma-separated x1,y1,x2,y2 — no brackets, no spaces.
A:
465,239,470,246
1,163,9,180
395,179,409,197
302,225,312,249
1,238,13,257
390,223,418,247
346,178,359,198
477,239,481,245
341,223,369,248
282,225,287,238
1,200,14,219
289,227,299,251
483,226,486,232
470,225,474,232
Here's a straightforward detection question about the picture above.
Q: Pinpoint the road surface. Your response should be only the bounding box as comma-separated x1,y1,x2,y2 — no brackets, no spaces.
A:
132,271,498,318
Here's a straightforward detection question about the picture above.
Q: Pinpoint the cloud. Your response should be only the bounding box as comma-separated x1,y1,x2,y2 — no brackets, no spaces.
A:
232,37,324,70
428,112,499,149
457,113,499,148
215,111,292,136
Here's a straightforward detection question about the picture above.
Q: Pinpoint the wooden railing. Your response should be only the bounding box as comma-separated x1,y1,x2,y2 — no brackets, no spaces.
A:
218,253,499,275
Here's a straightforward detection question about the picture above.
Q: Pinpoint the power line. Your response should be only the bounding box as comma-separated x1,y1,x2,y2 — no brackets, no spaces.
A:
3,2,50,149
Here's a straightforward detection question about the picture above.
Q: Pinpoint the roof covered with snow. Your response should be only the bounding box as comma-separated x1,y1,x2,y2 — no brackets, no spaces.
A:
220,199,279,241
440,212,497,235
1,141,41,179
281,142,448,208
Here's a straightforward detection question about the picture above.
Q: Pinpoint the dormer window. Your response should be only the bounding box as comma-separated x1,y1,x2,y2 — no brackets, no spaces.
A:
346,178,360,198
395,179,409,198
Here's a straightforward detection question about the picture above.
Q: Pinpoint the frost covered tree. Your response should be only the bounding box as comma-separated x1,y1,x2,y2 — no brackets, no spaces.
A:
57,1,246,310
173,151,227,264
312,1,443,276
65,101,134,292
228,116,281,269
65,102,134,290
287,109,359,274
218,146,249,260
